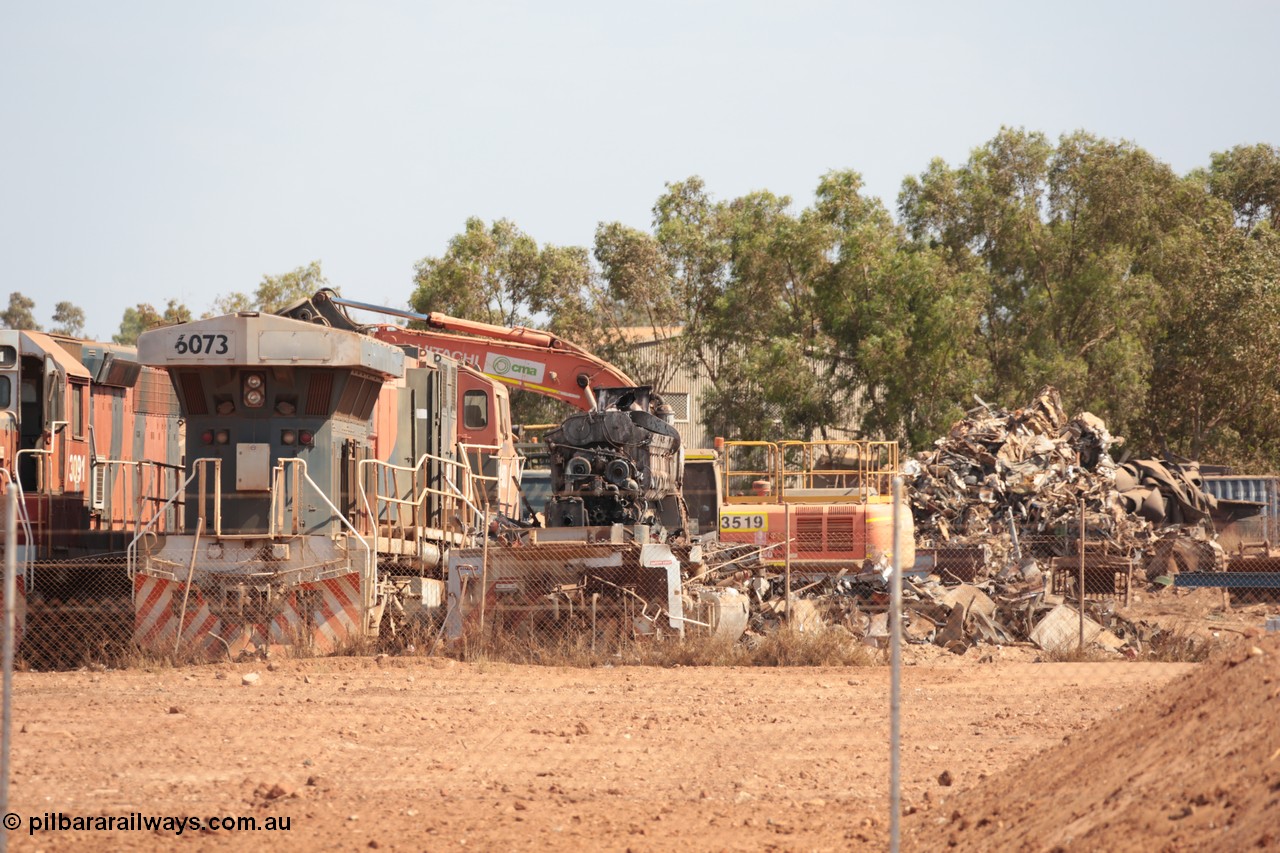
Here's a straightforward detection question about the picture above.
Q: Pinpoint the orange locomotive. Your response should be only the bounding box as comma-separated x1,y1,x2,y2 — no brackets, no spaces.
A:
0,330,183,585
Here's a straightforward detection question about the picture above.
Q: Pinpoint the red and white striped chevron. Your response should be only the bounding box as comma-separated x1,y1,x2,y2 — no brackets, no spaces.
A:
134,572,366,659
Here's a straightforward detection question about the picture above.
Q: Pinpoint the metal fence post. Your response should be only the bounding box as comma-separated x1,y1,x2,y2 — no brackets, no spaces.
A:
478,508,490,638
889,476,903,853
784,503,792,631
1079,498,1086,651
2,490,16,853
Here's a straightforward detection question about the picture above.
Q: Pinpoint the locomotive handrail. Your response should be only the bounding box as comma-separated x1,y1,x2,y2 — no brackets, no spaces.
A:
192,458,223,538
270,458,302,536
128,458,374,594
358,452,483,527
13,447,53,561
357,452,483,560
90,458,185,532
270,458,374,609
126,465,206,580
0,469,35,591
459,441,524,517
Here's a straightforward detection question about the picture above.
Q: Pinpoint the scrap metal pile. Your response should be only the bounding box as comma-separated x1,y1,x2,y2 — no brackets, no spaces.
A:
700,557,1183,658
906,386,1218,564
704,386,1227,655
891,574,1201,657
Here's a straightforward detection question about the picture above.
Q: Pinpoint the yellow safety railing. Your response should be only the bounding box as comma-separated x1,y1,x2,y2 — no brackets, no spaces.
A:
722,441,781,504
722,439,900,505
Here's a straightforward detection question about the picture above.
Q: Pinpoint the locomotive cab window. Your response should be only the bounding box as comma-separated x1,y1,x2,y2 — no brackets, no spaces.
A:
0,376,10,409
463,390,489,429
70,381,86,438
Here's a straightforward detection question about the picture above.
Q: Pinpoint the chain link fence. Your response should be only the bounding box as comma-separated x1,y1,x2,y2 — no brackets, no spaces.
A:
10,553,133,672
3,515,1278,670
3,495,1280,853
443,537,744,658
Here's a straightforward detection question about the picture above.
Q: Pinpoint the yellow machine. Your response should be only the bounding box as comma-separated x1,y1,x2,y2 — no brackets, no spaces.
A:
717,440,913,578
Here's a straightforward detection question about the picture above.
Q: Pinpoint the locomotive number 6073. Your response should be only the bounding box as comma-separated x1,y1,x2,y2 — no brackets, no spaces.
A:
173,333,230,356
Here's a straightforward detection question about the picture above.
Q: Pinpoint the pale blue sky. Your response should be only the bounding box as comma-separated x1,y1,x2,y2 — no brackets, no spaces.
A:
2,1,1276,339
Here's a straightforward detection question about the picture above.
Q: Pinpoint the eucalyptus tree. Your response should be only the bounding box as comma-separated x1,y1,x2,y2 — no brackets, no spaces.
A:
1203,143,1280,234
2,292,40,330
412,218,600,425
50,301,86,337
113,300,192,345
899,128,1199,440
209,260,330,317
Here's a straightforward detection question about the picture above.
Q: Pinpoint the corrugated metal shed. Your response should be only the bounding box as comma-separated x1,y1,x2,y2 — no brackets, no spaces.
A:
1204,475,1280,549
623,335,717,449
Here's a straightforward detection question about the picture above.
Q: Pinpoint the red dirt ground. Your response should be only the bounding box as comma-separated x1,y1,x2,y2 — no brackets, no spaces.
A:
6,655,1196,852
903,631,1280,852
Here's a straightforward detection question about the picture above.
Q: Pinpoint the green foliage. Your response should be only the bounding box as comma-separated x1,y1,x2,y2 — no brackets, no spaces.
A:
1145,216,1280,467
897,128,1209,442
113,300,192,346
395,132,1280,471
598,178,735,401
1203,143,1280,233
412,219,602,425
205,291,254,317
411,218,541,327
50,302,85,337
3,292,41,331
256,260,330,314
617,171,983,446
205,260,330,318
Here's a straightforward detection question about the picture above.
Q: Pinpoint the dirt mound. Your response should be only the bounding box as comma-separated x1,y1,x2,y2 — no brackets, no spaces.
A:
905,632,1280,851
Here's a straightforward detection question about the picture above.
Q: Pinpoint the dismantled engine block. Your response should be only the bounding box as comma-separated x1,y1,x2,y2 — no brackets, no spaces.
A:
543,387,685,537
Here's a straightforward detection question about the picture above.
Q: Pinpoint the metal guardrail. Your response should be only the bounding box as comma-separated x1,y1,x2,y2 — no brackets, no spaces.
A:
126,465,206,580
723,439,901,505
358,450,483,552
89,458,184,532
273,458,374,610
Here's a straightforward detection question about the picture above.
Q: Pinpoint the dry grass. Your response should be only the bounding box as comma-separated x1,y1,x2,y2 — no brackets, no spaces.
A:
1038,624,1222,663
440,619,882,668
742,628,881,667
1142,627,1217,663
1041,644,1114,663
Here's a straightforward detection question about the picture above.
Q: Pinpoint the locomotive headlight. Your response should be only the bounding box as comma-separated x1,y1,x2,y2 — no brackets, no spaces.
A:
242,372,266,408
281,430,296,446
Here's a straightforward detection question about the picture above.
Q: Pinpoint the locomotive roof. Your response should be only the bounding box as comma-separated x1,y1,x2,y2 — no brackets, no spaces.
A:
136,312,406,378
0,330,93,379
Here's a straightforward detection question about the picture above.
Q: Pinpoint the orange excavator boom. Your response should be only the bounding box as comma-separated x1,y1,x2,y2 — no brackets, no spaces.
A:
316,292,636,411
